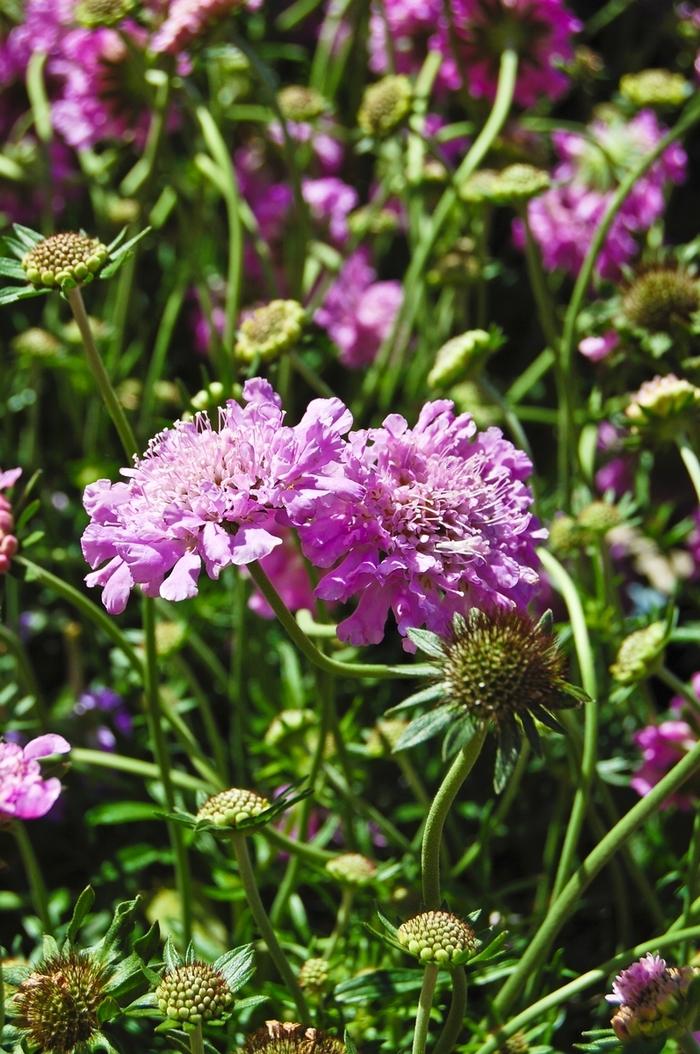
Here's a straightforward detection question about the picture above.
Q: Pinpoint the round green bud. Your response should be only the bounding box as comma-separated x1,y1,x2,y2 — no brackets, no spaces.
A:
196,787,271,828
156,962,233,1023
577,501,622,536
460,164,550,206
104,195,140,226
619,69,691,109
622,265,699,333
548,514,584,556
325,853,377,887
235,300,305,363
14,952,107,1054
117,377,141,411
191,382,226,412
610,622,667,685
264,708,316,747
397,910,478,965
357,75,412,137
22,232,109,290
348,205,400,237
428,329,494,388
155,620,187,657
11,327,61,359
298,958,330,994
277,85,328,122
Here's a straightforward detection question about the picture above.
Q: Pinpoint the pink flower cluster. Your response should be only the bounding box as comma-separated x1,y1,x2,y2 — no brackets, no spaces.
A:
83,382,543,648
631,672,700,809
0,734,70,821
607,953,668,1007
151,0,251,55
0,467,21,575
517,111,687,279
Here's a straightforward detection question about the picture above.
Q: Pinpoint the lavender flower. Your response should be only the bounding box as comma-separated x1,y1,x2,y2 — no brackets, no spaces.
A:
302,178,359,246
299,400,544,648
607,953,699,1041
631,720,697,809
74,686,133,751
81,380,355,613
247,529,316,620
0,734,70,820
150,0,245,54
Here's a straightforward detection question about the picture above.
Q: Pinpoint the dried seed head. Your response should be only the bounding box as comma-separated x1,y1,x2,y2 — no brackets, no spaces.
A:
460,164,550,205
14,952,107,1053
498,1032,529,1054
277,85,328,122
325,853,377,887
357,75,412,137
235,301,306,363
397,911,478,965
22,232,109,290
156,961,233,1023
241,1020,346,1054
619,69,690,108
196,787,270,828
428,330,494,388
622,265,699,333
298,958,330,994
610,622,667,685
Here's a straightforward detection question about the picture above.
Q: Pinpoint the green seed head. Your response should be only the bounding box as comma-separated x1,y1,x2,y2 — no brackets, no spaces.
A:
75,0,135,25
298,958,330,994
241,1020,346,1054
22,232,109,290
397,911,478,965
14,952,107,1053
11,327,61,359
325,853,377,887
577,500,622,536
196,787,271,828
156,962,233,1023
625,374,700,437
548,514,584,556
235,300,305,363
428,329,494,388
610,622,667,685
348,205,400,237
277,85,328,122
622,265,699,333
357,75,412,137
460,164,550,205
619,69,691,108
499,1032,529,1054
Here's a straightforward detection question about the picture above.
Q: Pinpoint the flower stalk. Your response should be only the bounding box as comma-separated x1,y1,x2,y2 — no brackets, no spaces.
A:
12,821,51,932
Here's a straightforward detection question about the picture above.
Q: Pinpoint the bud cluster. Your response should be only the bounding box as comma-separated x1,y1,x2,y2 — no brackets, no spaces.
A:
610,622,667,685
357,75,412,137
397,910,478,965
298,958,330,994
622,265,699,333
22,233,109,290
325,853,377,887
235,300,306,363
156,961,233,1022
196,787,271,828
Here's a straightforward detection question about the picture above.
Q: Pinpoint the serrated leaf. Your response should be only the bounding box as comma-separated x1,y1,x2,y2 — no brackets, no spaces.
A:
67,886,95,943
405,627,446,658
394,703,457,752
163,936,183,972
12,223,43,248
442,714,477,760
133,920,161,963
213,943,255,993
93,897,139,962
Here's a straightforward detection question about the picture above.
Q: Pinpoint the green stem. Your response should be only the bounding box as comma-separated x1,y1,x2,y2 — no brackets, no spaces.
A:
326,887,354,958
433,968,467,1054
66,286,138,460
248,563,431,681
658,666,700,717
0,623,47,724
538,549,599,903
70,746,210,792
421,727,488,909
519,210,559,349
263,825,333,865
12,822,51,932
231,831,309,1019
189,1021,205,1054
491,735,700,1019
412,964,439,1054
678,434,700,504
682,810,700,960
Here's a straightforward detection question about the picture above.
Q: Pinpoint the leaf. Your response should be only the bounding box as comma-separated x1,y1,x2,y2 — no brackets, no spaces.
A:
493,721,521,794
86,801,162,826
213,943,255,993
66,886,95,943
12,223,43,248
162,936,182,973
405,627,446,658
334,969,424,1005
0,285,48,305
0,257,27,280
393,703,457,752
442,714,478,760
518,710,542,756
93,897,140,962
133,920,161,963
529,704,566,734
385,682,444,715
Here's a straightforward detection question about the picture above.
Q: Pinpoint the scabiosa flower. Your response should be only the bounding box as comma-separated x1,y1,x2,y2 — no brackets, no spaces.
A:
150,0,245,54
299,399,544,647
431,0,581,105
0,734,71,821
298,958,330,995
196,787,271,828
73,686,132,751
620,68,691,109
81,379,355,613
22,232,109,290
579,332,619,363
0,466,21,575
367,0,443,79
625,374,700,438
622,263,699,333
74,0,136,27
606,953,699,1041
156,962,233,1022
13,951,108,1052
459,164,550,206
325,853,377,886
631,720,698,810
610,622,668,685
235,300,306,363
397,910,478,965
241,1021,346,1054
595,422,635,498
357,75,412,137
302,178,359,247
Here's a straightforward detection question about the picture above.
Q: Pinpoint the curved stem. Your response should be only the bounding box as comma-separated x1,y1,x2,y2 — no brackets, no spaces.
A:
658,666,700,717
231,831,309,1019
678,434,700,504
263,825,333,865
412,963,439,1054
538,549,599,903
421,726,488,909
491,736,700,1019
433,968,467,1054
248,563,431,681
12,822,51,932
326,887,354,958
70,746,210,792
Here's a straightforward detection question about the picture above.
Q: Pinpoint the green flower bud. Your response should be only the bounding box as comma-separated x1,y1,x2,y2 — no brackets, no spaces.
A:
548,514,584,556
22,232,109,290
610,622,667,685
277,85,329,122
622,265,699,333
156,962,233,1023
397,911,478,965
619,69,691,108
241,1021,346,1054
14,952,107,1053
196,787,271,828
348,205,400,237
459,164,550,206
325,853,377,887
298,958,330,994
577,500,622,537
427,329,495,388
625,374,700,438
103,195,140,226
75,0,135,25
11,327,61,359
264,708,316,747
191,382,226,412
155,620,187,657
357,75,412,137
235,300,305,363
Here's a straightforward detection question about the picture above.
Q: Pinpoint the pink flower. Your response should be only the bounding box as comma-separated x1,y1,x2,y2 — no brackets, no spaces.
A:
302,178,359,246
247,529,316,619
81,380,356,613
607,953,668,1007
298,400,544,648
0,467,21,576
595,423,634,498
687,507,700,577
150,0,245,53
0,734,71,821
579,332,619,363
631,720,697,810
368,0,442,78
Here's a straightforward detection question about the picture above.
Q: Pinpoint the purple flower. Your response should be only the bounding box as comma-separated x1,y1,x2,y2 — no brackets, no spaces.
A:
0,466,21,576
607,953,668,1007
579,332,619,363
0,734,70,821
315,249,403,368
247,528,316,620
302,178,359,246
595,423,634,498
368,0,442,78
632,719,698,810
299,400,544,648
74,686,133,751
150,0,245,53
81,380,355,613
268,122,344,175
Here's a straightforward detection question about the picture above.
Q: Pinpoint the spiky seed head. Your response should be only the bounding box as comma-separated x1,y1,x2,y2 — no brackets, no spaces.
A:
357,75,412,137
438,609,576,727
577,501,622,536
428,330,494,388
11,327,61,359
277,85,328,122
610,964,698,1041
610,622,667,685
14,952,107,1053
548,514,584,555
196,787,270,828
298,958,330,994
498,1032,529,1054
366,717,410,757
619,69,691,108
22,232,109,290
397,911,478,965
625,374,700,437
156,962,233,1023
235,300,305,363
460,164,550,205
241,1020,346,1054
325,853,377,887
622,265,699,333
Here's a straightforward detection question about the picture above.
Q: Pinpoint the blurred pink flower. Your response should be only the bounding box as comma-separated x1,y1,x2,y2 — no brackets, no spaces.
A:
247,529,316,619
579,332,619,363
0,467,21,575
0,734,71,821
631,718,698,810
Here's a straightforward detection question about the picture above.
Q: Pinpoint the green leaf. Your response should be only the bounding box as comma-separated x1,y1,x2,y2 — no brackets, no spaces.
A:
93,897,140,962
405,627,446,658
529,704,566,734
0,257,27,280
394,703,457,751
494,721,521,794
334,968,424,1005
213,943,255,993
133,920,161,963
163,936,183,972
385,682,444,715
86,801,162,826
442,714,478,760
12,223,43,248
67,886,95,943
518,710,542,756
0,285,48,305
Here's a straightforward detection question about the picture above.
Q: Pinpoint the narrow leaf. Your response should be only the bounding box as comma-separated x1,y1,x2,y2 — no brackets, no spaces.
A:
394,704,457,752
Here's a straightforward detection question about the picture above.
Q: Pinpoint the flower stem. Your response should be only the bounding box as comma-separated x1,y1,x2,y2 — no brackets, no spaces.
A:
421,726,488,909
677,434,700,504
658,665,700,716
70,746,210,792
66,286,138,461
433,967,467,1054
491,735,700,1020
12,821,51,933
248,562,432,681
326,887,354,958
189,1022,205,1054
231,831,309,1019
412,964,439,1054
